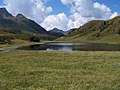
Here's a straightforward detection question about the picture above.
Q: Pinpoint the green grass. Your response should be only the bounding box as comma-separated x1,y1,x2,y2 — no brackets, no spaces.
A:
0,39,34,48
0,39,44,48
0,51,120,90
0,33,58,48
58,34,120,44
97,34,120,44
61,16,120,45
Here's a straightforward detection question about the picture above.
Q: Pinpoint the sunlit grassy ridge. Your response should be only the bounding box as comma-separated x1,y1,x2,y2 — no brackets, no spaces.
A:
58,16,120,44
0,51,120,90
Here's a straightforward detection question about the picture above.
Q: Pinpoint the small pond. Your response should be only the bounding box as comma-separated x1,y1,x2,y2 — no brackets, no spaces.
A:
16,42,120,51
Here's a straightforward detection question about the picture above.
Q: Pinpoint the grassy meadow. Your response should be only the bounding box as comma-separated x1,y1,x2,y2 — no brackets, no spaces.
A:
57,34,120,44
0,51,120,90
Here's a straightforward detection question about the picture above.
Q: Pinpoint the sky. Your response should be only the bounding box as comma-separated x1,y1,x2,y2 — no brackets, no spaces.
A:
0,0,119,31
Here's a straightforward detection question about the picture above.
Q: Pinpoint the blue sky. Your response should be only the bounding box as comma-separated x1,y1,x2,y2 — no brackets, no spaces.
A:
0,0,3,5
0,0,119,16
0,0,119,30
45,0,120,16
94,0,120,14
45,0,70,16
47,0,120,15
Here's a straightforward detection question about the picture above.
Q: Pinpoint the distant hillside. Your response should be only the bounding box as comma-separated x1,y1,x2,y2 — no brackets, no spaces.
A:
49,28,75,36
15,14,48,34
0,8,48,34
67,28,76,34
48,28,65,37
0,8,62,41
59,16,120,44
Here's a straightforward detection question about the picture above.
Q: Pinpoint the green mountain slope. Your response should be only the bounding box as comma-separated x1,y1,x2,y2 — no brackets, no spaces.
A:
59,16,120,44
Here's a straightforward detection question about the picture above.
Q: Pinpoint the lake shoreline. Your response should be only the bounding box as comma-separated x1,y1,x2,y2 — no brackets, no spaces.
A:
1,41,120,52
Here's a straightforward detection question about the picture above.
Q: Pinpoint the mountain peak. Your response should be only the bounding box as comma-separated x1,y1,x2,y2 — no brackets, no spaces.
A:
16,14,27,19
49,28,70,36
16,14,25,17
0,8,13,18
0,7,7,11
52,28,62,31
16,14,28,22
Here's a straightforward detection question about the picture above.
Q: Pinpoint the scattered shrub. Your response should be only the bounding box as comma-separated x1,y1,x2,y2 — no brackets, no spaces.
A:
0,36,13,44
29,36,40,42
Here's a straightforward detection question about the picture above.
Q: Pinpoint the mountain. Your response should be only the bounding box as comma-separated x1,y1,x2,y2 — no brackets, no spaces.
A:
0,8,48,34
48,28,65,37
59,16,120,44
48,28,74,37
0,8,13,18
67,28,76,34
15,14,48,34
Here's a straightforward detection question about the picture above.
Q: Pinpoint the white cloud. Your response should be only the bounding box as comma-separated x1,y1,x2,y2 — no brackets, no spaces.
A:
61,0,118,30
67,13,96,29
41,13,68,31
1,0,119,31
61,0,72,5
2,0,52,23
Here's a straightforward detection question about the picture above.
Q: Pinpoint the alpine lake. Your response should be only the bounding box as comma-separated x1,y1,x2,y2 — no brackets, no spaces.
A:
17,42,120,51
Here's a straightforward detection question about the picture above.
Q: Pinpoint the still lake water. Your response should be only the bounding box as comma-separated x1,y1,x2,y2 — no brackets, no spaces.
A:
17,42,120,51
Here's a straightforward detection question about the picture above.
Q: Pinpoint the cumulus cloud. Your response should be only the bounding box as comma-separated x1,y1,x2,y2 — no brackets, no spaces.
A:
61,0,118,30
2,0,52,23
0,0,119,31
41,13,68,31
67,13,96,29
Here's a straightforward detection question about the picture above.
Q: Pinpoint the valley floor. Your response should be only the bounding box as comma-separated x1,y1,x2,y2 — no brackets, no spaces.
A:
0,51,120,90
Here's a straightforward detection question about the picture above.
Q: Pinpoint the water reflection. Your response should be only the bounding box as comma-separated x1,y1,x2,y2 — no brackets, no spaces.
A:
47,46,72,51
